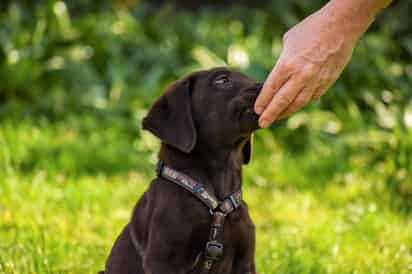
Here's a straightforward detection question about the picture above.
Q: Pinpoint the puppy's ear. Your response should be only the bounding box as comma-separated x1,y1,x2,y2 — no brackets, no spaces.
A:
242,134,254,164
142,78,196,153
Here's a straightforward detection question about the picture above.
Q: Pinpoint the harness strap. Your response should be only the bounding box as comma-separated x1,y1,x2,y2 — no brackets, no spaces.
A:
157,161,242,215
219,191,242,215
155,160,243,273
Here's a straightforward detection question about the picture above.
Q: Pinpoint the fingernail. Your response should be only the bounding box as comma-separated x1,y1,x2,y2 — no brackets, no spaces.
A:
259,119,269,128
255,106,263,114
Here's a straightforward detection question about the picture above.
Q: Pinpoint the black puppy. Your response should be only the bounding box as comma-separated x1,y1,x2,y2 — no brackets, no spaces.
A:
103,67,261,274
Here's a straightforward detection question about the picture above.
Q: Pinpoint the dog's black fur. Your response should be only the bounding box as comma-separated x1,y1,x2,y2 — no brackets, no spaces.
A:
103,67,261,274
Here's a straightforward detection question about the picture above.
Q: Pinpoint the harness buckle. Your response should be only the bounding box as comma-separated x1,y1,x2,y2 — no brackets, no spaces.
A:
205,240,223,261
229,194,240,209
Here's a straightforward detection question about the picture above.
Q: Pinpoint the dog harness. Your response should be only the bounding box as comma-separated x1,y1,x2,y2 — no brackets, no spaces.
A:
130,160,242,273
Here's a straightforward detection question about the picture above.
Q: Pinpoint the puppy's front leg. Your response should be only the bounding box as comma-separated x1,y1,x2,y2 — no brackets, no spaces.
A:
143,258,185,274
232,219,256,274
143,243,188,274
232,262,256,274
142,211,200,274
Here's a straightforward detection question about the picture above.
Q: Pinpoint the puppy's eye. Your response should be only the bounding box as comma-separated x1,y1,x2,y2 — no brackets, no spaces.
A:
214,75,230,85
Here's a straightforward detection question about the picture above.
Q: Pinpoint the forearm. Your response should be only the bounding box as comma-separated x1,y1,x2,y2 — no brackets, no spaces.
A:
319,0,392,41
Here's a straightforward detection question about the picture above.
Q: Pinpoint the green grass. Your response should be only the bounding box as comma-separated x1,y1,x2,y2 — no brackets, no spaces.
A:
1,116,411,274
1,1,411,273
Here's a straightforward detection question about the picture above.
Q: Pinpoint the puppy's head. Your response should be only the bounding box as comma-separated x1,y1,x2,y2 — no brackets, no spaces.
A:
143,67,261,164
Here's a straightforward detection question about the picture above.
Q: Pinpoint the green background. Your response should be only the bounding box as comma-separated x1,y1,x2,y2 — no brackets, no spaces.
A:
0,1,411,273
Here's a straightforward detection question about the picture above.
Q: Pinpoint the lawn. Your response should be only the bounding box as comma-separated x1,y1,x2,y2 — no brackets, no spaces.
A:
1,115,411,274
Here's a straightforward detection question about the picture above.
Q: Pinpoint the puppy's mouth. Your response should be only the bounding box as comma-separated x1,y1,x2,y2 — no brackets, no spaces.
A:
244,107,258,117
238,100,260,131
240,92,260,118
233,85,261,127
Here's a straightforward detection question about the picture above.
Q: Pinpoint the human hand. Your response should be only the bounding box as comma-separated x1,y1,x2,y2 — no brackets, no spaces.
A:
254,8,358,128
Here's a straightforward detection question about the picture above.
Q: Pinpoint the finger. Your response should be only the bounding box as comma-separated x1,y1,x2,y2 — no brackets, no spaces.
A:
277,86,315,120
254,59,290,114
312,81,332,100
258,77,304,128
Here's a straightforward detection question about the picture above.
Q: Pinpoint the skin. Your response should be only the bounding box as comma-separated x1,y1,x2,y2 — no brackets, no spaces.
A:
255,0,393,128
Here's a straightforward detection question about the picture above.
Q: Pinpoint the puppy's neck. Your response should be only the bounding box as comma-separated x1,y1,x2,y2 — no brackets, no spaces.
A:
159,144,243,200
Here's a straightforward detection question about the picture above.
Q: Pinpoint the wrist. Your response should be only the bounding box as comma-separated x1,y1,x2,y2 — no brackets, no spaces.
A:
320,0,391,41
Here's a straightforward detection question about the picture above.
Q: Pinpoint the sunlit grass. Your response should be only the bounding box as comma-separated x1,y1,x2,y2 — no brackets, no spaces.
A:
1,117,411,274
0,172,146,274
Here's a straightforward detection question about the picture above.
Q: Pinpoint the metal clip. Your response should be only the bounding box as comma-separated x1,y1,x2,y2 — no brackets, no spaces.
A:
205,240,223,261
230,194,239,209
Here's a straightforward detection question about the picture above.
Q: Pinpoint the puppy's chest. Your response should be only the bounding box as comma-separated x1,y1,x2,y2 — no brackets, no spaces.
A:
223,209,254,243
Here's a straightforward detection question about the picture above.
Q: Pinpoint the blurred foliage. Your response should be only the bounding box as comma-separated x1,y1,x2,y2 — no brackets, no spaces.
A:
1,1,412,273
1,0,411,207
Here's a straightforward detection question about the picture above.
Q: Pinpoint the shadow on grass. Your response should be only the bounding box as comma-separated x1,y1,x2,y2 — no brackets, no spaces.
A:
0,114,157,177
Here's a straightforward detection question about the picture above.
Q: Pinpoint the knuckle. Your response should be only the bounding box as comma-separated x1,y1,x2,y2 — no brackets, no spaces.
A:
301,66,315,79
263,106,281,118
282,60,297,72
276,95,292,107
266,81,279,93
295,96,310,106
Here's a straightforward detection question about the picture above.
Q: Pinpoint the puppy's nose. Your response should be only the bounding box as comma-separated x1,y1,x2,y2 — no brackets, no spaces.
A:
243,83,263,95
254,83,263,94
